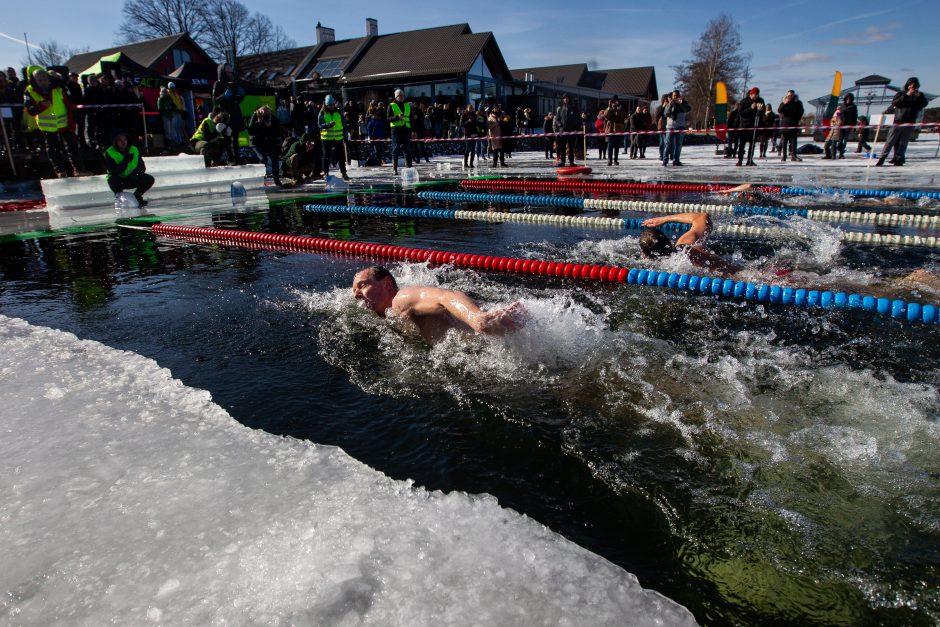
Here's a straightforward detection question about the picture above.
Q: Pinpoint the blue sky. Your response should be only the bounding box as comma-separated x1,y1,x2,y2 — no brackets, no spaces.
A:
2,0,936,107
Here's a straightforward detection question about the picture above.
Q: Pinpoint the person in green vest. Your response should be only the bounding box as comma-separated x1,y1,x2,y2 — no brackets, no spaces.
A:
190,110,231,167
103,129,154,207
386,89,412,175
318,94,349,181
22,66,86,178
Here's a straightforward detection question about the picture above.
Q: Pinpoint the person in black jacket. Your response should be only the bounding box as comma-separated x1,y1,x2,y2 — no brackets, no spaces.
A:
104,130,153,206
553,96,584,166
777,90,804,162
248,105,283,186
212,63,245,164
460,104,480,168
734,87,764,166
877,77,929,167
837,93,857,158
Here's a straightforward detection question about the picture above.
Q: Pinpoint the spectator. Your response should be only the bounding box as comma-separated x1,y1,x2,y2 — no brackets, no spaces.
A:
734,87,764,167
460,103,480,168
877,77,928,167
758,103,776,159
602,99,625,165
823,108,843,159
487,104,507,167
158,82,185,146
103,129,153,206
594,111,606,160
387,89,413,174
190,110,230,167
411,103,432,164
66,72,86,148
838,93,857,158
318,94,349,181
22,66,85,177
281,132,321,185
653,95,668,162
629,104,651,159
777,90,804,162
542,112,554,159
276,99,290,125
212,63,245,164
248,105,283,185
663,89,691,166
366,109,388,165
553,95,583,166
855,116,872,154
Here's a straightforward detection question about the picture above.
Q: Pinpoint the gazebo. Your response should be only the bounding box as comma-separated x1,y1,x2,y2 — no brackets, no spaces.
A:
809,74,936,121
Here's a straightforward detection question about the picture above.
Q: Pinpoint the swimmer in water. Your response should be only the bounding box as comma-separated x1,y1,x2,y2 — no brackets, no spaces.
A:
716,182,920,208
641,209,940,293
352,266,526,342
640,212,741,277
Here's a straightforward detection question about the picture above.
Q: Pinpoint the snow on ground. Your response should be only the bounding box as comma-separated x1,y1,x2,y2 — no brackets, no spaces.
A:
0,316,696,626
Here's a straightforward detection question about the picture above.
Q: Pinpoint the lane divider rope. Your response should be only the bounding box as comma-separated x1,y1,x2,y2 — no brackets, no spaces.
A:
461,178,940,200
303,203,940,248
418,191,940,228
149,224,940,325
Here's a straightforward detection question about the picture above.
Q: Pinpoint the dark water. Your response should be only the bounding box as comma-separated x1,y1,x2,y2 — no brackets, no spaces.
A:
2,185,939,626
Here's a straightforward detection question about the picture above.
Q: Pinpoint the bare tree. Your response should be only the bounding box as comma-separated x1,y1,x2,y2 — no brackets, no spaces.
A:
117,0,207,44
672,14,751,128
20,40,90,69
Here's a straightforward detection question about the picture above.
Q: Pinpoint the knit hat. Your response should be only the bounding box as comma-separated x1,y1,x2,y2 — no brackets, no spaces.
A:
167,81,176,89
749,87,760,96
324,94,336,106
394,89,404,99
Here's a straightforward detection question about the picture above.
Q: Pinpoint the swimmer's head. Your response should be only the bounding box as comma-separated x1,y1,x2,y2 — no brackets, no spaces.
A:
352,266,398,316
639,228,675,258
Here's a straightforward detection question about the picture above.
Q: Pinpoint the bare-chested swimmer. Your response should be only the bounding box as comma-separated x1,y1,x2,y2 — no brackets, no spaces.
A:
352,266,526,342
715,182,922,207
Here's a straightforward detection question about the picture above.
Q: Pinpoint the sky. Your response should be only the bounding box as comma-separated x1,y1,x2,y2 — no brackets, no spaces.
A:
2,0,937,107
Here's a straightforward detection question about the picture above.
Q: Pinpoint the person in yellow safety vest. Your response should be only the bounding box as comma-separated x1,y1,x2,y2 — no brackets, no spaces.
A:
386,89,412,174
22,65,86,178
103,129,154,207
318,94,349,181
190,110,231,167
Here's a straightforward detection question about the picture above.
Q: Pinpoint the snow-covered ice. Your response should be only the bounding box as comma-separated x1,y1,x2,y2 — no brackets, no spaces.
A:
0,315,695,625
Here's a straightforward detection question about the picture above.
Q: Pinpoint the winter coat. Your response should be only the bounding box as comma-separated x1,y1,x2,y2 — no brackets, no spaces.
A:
664,99,691,129
366,117,388,140
553,104,581,132
248,112,283,151
777,98,804,127
460,111,480,137
487,113,504,149
735,96,765,129
603,106,626,133
212,64,245,131
889,90,928,124
840,103,858,127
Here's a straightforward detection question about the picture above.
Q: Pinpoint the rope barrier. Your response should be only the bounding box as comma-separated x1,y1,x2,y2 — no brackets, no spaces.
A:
149,223,940,325
418,191,940,229
303,203,940,248
461,179,781,194
0,199,46,212
781,187,940,200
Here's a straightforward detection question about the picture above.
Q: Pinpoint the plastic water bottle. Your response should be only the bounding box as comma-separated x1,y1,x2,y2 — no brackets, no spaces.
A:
230,180,247,206
114,192,139,215
400,168,419,186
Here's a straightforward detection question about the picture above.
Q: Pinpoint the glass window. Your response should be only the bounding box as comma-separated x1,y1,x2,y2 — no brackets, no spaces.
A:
172,49,191,68
310,58,346,79
469,54,493,79
434,82,464,97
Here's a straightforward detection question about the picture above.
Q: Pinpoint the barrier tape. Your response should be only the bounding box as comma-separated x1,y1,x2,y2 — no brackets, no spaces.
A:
344,122,938,144
418,191,940,229
303,203,940,248
0,199,46,212
149,223,940,325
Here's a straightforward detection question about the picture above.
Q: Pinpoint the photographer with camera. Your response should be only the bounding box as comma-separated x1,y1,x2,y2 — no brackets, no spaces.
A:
663,90,691,166
777,90,804,162
876,77,928,167
249,105,284,186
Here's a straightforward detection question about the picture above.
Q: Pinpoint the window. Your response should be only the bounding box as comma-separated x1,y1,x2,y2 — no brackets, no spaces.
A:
469,54,492,80
284,65,296,76
172,48,192,68
309,58,346,79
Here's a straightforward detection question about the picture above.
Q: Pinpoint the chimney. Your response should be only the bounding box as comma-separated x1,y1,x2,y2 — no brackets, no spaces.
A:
366,18,378,37
316,22,335,45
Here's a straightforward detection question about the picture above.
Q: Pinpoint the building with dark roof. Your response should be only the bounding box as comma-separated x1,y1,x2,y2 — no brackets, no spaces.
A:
64,33,215,78
509,64,658,115
236,20,658,116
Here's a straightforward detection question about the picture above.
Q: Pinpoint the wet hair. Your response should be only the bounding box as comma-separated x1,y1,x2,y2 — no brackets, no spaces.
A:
639,228,675,258
366,266,397,290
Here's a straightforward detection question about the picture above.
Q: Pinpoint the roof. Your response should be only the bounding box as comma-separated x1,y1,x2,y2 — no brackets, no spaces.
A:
340,24,506,84
855,74,891,86
65,33,205,74
599,67,657,100
512,64,588,87
512,64,658,100
237,46,313,83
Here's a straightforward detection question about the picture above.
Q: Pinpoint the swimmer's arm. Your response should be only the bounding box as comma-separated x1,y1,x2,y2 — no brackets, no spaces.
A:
642,213,712,246
395,287,518,335
715,183,753,195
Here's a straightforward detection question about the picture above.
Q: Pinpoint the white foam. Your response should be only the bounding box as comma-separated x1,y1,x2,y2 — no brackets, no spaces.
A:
0,315,695,625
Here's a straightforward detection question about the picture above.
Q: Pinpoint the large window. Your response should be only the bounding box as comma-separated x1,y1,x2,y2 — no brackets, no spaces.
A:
469,54,493,80
172,48,191,68
310,58,346,79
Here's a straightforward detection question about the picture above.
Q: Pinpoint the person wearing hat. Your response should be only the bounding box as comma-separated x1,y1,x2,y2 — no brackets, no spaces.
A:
387,89,413,174
158,82,185,146
190,110,231,167
733,87,764,167
318,94,349,181
22,66,86,178
877,77,928,167
104,130,153,206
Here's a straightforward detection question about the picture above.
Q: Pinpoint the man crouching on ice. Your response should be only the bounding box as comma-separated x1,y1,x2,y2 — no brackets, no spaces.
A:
352,266,526,342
